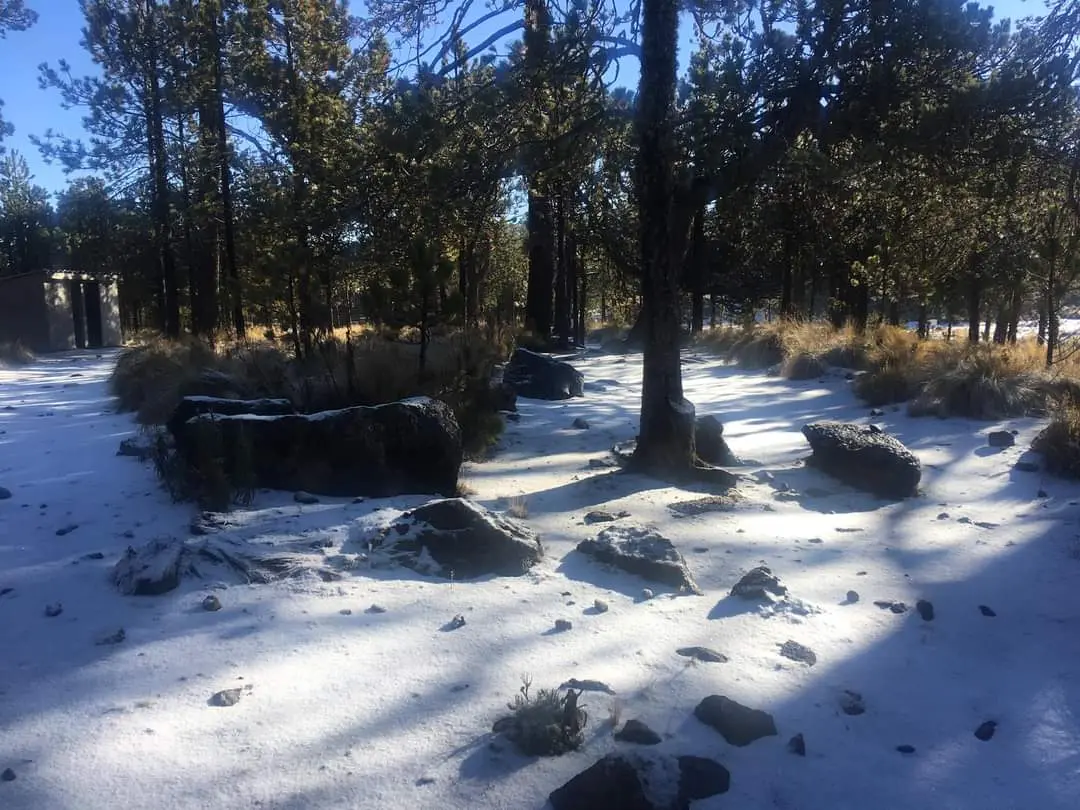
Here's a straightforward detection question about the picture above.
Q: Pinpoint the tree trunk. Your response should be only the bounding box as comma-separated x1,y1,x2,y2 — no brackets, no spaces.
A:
553,193,571,345
630,0,695,473
576,239,586,345
967,272,981,344
689,207,705,333
993,305,1008,344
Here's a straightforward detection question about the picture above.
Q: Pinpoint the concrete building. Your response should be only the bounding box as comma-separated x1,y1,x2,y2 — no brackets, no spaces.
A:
0,270,122,352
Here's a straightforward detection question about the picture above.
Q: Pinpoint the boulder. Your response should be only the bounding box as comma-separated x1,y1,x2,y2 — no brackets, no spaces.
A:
178,397,462,498
357,498,542,579
167,396,295,445
694,695,778,747
504,348,584,400
694,415,740,466
801,421,921,499
576,525,700,594
549,752,730,810
987,430,1016,448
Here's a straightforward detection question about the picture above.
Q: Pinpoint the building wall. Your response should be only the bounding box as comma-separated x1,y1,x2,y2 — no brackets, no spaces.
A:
100,279,123,347
0,271,50,352
45,280,76,351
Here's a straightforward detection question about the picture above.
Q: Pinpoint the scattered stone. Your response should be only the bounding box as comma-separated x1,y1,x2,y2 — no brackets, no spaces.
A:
0,486,11,500
1015,460,1040,473
676,646,729,664
839,690,865,716
978,605,997,617
505,411,521,422
359,498,543,579
845,590,860,604
55,524,78,537
695,695,778,747
592,599,609,613
96,628,126,646
444,614,466,631
802,421,921,499
788,733,806,756
869,408,885,417
916,599,935,621
549,752,730,810
571,417,590,430
116,437,154,461
640,588,655,601
974,720,997,741
975,521,999,530
577,525,700,594
202,595,222,612
937,512,950,520
896,745,916,754
1,767,14,782
584,510,618,524
668,494,743,517
588,458,614,469
366,604,388,614
504,348,584,400
958,516,972,524
81,551,105,561
874,600,908,614
339,608,353,615
561,679,616,695
554,619,573,632
779,640,817,666
988,430,1015,448
210,688,242,707
294,491,320,505
695,415,741,466
730,566,787,600
615,719,662,745
44,602,63,618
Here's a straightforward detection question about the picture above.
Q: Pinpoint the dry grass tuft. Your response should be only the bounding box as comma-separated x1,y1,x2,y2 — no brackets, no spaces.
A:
0,341,35,366
1033,397,1080,478
507,495,529,519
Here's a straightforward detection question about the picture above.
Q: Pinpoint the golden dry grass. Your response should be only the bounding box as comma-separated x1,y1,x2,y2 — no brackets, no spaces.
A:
1033,396,1080,478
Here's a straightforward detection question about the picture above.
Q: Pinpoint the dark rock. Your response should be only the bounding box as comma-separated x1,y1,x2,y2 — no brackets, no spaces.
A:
695,415,740,466
1038,489,1049,498
668,494,742,517
779,640,817,666
874,600,908,614
365,498,542,579
896,745,916,754
640,588,655,601
577,525,700,594
1,767,14,782
588,458,614,469
978,605,997,617
730,566,787,600
615,719,662,745
801,421,921,499
584,509,618,524
549,752,729,810
592,599,610,613
988,431,1015,448
916,599,935,621
505,411,521,423
869,409,885,417
294,491,320,505
202,595,222,612
572,417,590,430
96,628,126,646
676,646,728,664
560,679,616,695
504,348,584,400
974,720,997,741
167,395,294,446
55,524,78,537
81,552,105,561
44,602,63,618
443,614,466,631
788,733,806,756
554,619,573,632
116,437,154,461
178,397,463,499
0,486,10,500
210,688,242,707
839,690,865,716
845,590,860,603
0,587,13,597
694,695,778,747
339,608,352,615
1015,460,1040,473
366,604,388,614
113,538,187,596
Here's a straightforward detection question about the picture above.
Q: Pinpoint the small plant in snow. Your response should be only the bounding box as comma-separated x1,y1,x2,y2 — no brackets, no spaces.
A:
508,495,529,519
494,674,587,756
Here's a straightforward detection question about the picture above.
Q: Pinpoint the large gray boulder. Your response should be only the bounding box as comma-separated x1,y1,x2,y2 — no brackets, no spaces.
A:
504,348,584,400
801,421,921,499
177,397,462,498
167,396,295,445
576,525,700,594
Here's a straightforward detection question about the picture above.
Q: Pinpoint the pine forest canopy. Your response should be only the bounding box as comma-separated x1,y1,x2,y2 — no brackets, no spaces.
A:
0,0,1078,468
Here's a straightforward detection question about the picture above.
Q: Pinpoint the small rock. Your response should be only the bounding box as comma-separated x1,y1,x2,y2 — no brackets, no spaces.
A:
44,602,63,618
0,487,11,500
779,640,817,666
444,614,466,630
845,590,860,603
210,688,242,707
55,524,79,537
694,695,778,746
978,605,997,617
988,431,1015,448
937,512,950,520
201,595,222,612
839,690,865,716
916,599,934,621
553,619,573,632
505,412,521,422
95,628,126,646
1,767,14,782
0,587,12,597
731,566,787,600
81,551,105,560
874,600,908,614
583,510,617,524
366,604,388,614
896,744,916,754
614,718,661,745
869,408,885,417
788,733,806,756
560,678,616,695
294,491,320,505
587,458,613,469
571,417,590,430
592,599,609,613
1016,460,1040,473
958,516,972,524
640,588,654,601
339,608,353,615
676,646,729,664
974,720,997,741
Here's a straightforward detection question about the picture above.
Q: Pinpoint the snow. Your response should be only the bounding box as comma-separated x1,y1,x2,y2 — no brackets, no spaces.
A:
2,347,1080,809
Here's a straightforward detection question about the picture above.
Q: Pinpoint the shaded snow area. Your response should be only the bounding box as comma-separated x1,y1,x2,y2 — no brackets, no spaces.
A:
2,348,1080,810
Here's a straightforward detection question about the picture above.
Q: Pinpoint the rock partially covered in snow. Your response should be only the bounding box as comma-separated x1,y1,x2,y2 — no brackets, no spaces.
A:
167,395,295,445
549,751,730,810
730,566,787,600
504,348,584,400
694,695,778,747
802,421,921,499
694,415,740,466
178,397,462,499
357,498,543,579
576,525,701,594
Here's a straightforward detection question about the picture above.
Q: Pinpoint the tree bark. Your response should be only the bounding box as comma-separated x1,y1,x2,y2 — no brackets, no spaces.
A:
967,271,982,344
630,0,695,473
689,207,705,333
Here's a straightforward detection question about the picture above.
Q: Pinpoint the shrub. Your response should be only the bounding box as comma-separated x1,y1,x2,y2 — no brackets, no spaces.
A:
853,366,919,406
494,675,587,757
1033,398,1080,478
782,351,827,380
907,345,1045,419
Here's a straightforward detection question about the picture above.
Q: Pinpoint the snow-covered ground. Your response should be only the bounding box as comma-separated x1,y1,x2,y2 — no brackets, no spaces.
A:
2,348,1079,810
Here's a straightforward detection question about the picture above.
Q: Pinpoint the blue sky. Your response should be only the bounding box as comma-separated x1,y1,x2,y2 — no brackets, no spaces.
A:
0,0,1049,195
